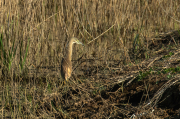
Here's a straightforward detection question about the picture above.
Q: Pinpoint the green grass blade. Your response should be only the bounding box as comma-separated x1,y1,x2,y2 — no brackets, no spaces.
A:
20,39,30,71
0,34,7,65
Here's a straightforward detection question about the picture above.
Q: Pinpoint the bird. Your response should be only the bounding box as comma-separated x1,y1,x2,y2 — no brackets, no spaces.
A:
61,37,84,81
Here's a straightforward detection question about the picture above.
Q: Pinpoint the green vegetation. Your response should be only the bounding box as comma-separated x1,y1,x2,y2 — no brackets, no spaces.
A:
0,34,17,71
135,66,180,81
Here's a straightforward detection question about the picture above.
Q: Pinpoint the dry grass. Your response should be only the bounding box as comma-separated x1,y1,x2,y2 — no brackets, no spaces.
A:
0,0,180,118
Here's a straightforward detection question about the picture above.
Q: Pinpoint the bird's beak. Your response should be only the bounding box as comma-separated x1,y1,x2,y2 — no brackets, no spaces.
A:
79,41,85,47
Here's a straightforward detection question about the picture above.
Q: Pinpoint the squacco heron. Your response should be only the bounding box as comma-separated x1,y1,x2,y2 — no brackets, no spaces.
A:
61,37,84,81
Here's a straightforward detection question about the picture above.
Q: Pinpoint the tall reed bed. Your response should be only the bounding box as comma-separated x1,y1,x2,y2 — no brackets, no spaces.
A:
0,0,179,118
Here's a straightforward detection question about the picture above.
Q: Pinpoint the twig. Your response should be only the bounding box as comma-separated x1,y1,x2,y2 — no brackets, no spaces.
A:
147,56,163,68
87,24,116,45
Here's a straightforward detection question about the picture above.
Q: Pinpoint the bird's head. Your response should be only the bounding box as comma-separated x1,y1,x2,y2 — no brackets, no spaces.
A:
71,37,84,46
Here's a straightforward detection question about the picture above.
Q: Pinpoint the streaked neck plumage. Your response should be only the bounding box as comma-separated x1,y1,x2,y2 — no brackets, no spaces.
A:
65,39,74,62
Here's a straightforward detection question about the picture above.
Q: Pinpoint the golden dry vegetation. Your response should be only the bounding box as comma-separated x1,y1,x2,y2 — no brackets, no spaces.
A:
0,0,180,118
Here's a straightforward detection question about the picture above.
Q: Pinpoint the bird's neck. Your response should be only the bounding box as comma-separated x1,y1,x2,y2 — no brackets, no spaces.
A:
66,40,74,61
